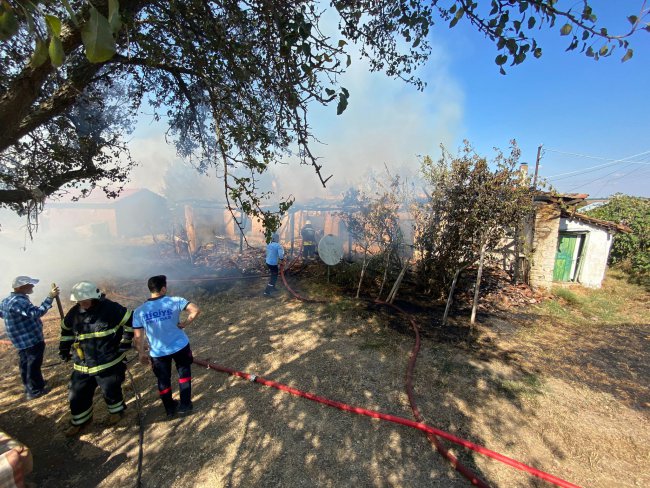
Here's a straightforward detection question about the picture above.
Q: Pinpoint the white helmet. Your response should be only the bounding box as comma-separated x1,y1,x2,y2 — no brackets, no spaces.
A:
305,220,312,225
70,281,102,301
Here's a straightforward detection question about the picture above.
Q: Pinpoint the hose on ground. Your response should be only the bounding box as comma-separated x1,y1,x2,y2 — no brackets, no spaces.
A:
194,358,580,488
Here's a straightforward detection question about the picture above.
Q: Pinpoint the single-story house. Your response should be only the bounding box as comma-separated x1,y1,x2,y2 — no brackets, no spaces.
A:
529,194,630,289
43,189,169,238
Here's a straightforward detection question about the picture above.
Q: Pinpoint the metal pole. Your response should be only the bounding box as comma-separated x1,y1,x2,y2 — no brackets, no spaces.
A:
532,144,543,190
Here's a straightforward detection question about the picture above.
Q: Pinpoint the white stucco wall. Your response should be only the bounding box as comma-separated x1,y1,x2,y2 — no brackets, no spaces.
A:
559,217,615,288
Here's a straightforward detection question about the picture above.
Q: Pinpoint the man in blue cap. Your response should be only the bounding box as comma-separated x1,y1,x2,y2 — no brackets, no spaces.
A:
0,276,59,400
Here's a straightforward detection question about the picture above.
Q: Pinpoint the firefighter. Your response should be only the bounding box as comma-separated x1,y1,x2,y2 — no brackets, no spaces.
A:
59,282,133,436
301,220,316,259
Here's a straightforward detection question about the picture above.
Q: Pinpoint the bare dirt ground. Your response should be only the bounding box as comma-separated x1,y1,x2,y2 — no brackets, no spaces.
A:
1,264,648,488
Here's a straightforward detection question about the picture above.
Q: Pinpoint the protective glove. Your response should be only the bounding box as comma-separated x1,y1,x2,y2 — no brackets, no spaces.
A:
59,351,71,362
48,285,60,299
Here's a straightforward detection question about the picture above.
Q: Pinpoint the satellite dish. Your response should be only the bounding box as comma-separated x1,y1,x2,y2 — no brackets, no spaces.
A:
318,235,343,266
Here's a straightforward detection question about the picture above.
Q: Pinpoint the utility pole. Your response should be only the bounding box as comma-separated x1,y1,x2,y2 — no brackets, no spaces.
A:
532,144,543,189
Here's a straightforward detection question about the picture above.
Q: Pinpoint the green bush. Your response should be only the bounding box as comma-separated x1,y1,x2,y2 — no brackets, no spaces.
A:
586,194,649,278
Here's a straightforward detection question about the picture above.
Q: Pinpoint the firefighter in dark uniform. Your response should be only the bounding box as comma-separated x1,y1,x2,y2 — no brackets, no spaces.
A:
59,281,133,436
301,220,316,259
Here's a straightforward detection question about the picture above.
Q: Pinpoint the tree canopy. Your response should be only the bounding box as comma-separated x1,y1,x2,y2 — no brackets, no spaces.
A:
1,0,648,236
585,194,649,280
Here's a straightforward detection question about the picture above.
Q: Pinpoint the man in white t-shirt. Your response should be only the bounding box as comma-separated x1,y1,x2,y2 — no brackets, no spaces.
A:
133,275,200,418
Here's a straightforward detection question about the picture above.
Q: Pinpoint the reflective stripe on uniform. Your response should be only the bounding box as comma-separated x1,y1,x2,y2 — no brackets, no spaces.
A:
61,319,72,331
75,310,132,341
107,400,124,413
73,352,126,375
118,310,132,327
60,335,75,342
71,406,93,425
76,325,121,341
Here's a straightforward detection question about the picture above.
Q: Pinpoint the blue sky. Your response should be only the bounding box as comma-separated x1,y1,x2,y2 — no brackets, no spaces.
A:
435,1,650,197
127,2,649,202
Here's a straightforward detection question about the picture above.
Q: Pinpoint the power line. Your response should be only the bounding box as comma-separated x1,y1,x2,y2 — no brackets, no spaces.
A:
549,154,650,182
565,162,640,193
545,148,650,163
545,149,650,179
590,165,650,197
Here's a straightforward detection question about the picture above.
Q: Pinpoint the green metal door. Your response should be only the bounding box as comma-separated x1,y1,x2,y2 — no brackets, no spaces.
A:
553,234,578,282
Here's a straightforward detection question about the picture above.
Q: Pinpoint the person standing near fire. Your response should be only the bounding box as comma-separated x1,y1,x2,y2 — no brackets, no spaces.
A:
59,281,133,435
133,275,201,418
264,233,285,295
300,220,316,259
0,276,59,400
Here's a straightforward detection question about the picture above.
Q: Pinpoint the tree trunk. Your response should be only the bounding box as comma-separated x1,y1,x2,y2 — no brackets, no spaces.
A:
470,243,488,324
184,205,197,257
356,253,368,299
387,259,409,304
377,251,391,299
442,266,464,326
512,223,520,283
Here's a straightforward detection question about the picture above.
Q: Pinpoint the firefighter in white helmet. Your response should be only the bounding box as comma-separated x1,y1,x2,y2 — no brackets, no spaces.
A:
59,281,133,436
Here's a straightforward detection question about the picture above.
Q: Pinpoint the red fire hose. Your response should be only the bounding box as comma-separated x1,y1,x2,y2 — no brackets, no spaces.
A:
277,265,581,488
194,358,579,488
280,265,486,484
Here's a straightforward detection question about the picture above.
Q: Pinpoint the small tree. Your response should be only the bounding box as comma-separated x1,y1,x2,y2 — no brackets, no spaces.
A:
414,141,534,324
340,172,405,299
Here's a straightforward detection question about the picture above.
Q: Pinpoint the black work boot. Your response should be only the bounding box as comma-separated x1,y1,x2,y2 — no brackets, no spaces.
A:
166,400,179,419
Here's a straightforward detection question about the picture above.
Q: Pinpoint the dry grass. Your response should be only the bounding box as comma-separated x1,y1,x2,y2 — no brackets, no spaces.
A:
0,267,648,487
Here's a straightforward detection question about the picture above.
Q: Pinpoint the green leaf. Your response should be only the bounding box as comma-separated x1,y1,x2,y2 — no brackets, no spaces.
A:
627,15,638,26
325,88,336,96
45,14,62,37
0,7,19,40
61,0,79,27
31,38,49,67
81,7,117,63
336,93,348,115
341,87,349,98
533,47,542,58
527,17,536,29
48,36,65,67
338,39,347,48
495,54,507,65
560,24,572,36
621,48,633,62
450,17,459,28
599,45,608,56
108,0,122,33
346,54,351,67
